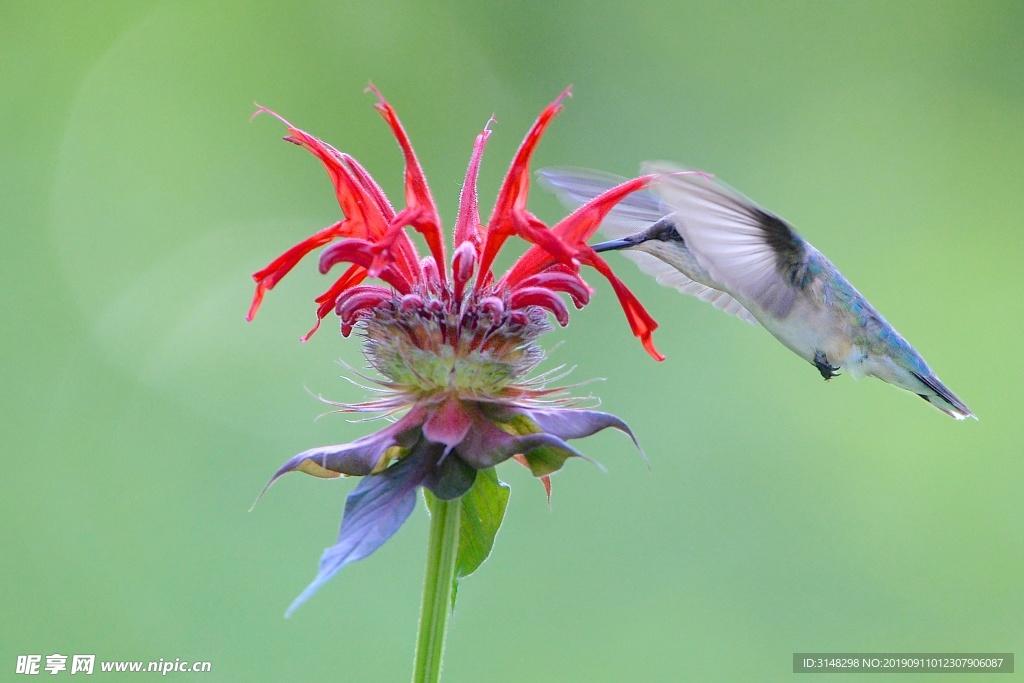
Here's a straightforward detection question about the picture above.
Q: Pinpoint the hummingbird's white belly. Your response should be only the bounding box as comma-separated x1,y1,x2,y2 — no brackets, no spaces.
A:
751,298,866,377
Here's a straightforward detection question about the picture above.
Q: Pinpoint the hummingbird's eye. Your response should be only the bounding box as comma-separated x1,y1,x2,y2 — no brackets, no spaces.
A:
649,217,683,244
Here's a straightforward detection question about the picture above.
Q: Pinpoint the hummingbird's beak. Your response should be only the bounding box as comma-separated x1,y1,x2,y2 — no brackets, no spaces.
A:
590,237,635,253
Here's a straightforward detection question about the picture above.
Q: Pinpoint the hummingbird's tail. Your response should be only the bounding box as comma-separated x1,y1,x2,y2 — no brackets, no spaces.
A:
911,371,975,420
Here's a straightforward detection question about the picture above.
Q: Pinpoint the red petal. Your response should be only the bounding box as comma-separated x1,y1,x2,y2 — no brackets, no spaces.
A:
339,153,396,224
318,238,376,273
452,241,477,303
319,239,414,294
303,265,368,341
368,85,447,283
247,221,345,321
551,174,658,245
369,207,440,281
477,87,572,283
581,247,664,361
509,286,571,327
489,172,666,359
512,271,592,308
335,285,393,324
511,211,579,271
279,126,388,240
454,120,494,249
247,105,403,321
501,174,657,287
478,296,504,322
341,152,423,282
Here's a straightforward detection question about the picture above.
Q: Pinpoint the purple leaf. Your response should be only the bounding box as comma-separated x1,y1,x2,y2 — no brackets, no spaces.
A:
456,412,583,469
524,408,646,466
285,445,433,617
523,408,635,441
254,407,426,505
423,450,478,500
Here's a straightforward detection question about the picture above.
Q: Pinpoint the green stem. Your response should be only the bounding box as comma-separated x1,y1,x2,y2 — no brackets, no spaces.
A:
412,493,461,683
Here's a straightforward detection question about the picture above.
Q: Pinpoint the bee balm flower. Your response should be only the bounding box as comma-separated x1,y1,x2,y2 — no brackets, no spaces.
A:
249,87,662,615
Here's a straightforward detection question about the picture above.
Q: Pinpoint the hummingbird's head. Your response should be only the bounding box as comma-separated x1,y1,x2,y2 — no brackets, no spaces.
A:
591,216,686,259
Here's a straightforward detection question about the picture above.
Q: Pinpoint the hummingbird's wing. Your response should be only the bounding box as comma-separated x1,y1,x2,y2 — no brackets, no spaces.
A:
643,161,810,319
538,167,668,230
539,167,758,324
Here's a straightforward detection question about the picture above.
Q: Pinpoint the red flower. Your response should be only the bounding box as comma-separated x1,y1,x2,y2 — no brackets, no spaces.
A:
249,87,660,615
248,85,663,360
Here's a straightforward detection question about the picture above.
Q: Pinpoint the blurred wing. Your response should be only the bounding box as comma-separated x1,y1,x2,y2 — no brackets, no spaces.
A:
619,251,757,324
538,167,757,325
538,167,668,236
642,161,808,318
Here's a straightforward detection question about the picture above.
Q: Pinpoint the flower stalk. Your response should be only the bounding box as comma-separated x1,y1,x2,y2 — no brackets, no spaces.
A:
413,493,461,683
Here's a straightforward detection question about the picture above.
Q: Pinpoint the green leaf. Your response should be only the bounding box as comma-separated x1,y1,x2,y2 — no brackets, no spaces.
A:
519,444,578,477
455,467,510,580
426,466,510,607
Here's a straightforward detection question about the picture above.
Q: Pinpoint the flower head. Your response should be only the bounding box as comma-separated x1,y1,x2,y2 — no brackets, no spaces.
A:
249,87,661,615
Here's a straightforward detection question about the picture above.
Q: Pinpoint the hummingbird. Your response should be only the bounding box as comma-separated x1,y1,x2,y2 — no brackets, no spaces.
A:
540,163,974,420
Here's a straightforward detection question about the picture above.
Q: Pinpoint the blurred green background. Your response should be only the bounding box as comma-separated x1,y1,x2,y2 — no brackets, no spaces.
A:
3,1,1022,680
